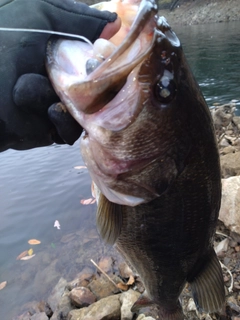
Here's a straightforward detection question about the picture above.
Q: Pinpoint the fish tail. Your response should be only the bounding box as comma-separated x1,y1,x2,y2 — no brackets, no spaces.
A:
188,247,225,313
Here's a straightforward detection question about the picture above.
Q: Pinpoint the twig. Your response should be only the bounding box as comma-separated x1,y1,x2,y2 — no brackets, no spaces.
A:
215,231,229,238
219,260,233,292
90,259,122,292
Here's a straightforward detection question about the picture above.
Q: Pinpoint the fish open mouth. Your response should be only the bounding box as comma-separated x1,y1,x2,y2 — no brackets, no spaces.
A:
46,0,158,122
46,0,182,206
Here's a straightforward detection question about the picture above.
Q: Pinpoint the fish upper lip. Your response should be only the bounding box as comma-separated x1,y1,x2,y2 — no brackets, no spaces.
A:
46,0,158,118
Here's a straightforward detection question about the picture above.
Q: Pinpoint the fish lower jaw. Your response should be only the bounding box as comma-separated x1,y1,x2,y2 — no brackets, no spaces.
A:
94,181,145,206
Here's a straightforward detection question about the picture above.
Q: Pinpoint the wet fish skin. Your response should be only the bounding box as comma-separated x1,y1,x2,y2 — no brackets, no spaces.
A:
46,0,225,318
95,18,225,319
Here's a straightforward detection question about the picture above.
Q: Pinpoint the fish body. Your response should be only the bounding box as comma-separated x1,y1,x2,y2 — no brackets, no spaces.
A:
46,0,225,318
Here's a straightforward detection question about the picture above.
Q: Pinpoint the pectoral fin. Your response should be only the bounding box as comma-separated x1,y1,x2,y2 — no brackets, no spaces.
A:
96,192,123,245
188,248,225,313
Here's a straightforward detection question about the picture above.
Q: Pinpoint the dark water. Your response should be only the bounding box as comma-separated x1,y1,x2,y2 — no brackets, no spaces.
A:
175,21,240,111
0,21,240,319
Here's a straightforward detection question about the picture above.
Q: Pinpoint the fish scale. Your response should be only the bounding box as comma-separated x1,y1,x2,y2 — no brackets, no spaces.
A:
46,0,225,318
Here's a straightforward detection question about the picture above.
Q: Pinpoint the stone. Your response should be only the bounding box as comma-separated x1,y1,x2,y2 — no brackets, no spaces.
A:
20,301,45,315
136,315,156,320
98,256,113,274
219,176,240,234
118,262,134,279
211,103,235,134
70,267,94,289
68,294,121,320
44,303,53,318
220,152,240,178
30,313,48,320
15,311,31,320
220,146,236,155
120,289,140,320
51,293,74,320
69,287,96,307
88,275,120,300
67,308,88,320
47,277,68,312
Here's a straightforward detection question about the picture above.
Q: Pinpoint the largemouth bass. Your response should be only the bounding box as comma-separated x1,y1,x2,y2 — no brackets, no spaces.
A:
46,0,225,318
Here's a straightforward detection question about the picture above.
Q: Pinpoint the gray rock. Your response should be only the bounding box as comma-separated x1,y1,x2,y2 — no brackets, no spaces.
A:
67,308,88,320
70,267,94,289
220,152,240,178
30,313,48,320
88,275,120,300
69,287,96,307
136,315,156,320
14,311,31,320
51,292,74,320
68,294,121,320
47,277,68,312
120,289,140,320
219,176,240,234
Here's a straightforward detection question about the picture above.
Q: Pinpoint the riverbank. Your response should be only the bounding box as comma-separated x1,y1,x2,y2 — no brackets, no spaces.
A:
160,0,240,26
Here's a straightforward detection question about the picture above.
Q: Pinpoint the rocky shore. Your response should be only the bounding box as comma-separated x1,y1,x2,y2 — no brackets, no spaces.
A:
12,99,240,320
159,0,240,26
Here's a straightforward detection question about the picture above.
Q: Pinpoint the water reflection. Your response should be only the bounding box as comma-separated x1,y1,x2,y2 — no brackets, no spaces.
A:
175,21,240,111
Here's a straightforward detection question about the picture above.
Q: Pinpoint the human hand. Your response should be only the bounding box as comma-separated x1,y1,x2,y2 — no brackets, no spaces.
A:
0,0,119,151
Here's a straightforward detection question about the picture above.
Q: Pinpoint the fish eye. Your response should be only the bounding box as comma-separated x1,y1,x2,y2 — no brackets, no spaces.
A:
155,77,177,103
86,58,101,75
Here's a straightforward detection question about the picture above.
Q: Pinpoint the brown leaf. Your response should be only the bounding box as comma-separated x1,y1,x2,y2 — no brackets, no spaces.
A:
126,275,135,285
28,239,41,245
0,281,7,290
117,282,129,291
80,198,96,205
16,250,28,260
74,166,87,169
20,254,36,261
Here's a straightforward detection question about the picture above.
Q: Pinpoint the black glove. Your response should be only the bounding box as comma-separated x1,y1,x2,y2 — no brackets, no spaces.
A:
0,0,117,151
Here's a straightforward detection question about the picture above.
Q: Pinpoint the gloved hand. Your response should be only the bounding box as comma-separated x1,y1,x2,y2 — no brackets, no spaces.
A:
0,0,119,151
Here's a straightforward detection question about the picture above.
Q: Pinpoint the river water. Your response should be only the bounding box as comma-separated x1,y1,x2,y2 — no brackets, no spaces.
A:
0,21,240,319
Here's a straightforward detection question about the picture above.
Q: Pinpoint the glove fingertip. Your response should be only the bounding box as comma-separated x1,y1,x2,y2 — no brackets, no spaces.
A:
48,103,82,145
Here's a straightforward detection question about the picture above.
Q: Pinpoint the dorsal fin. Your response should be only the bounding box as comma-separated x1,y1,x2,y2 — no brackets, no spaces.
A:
96,192,123,245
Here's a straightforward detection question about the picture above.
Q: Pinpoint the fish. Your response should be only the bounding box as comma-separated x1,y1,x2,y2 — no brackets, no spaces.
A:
46,0,225,318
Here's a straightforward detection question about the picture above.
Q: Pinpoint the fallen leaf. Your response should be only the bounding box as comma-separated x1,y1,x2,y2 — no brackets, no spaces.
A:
54,220,61,229
16,250,28,260
28,248,33,256
74,166,87,169
117,282,128,291
20,254,36,260
80,198,96,205
0,281,7,290
28,239,41,245
126,275,135,285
